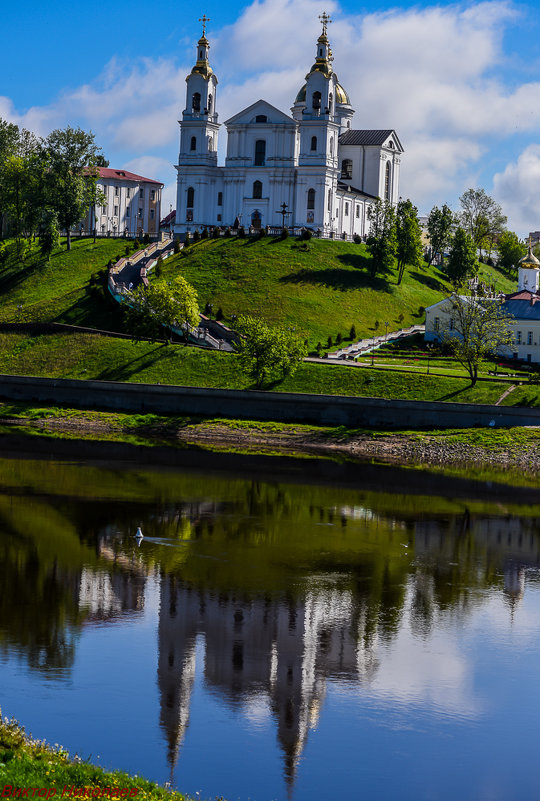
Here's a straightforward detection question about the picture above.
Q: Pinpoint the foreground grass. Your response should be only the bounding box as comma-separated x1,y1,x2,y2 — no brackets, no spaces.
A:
0,331,523,405
0,714,193,800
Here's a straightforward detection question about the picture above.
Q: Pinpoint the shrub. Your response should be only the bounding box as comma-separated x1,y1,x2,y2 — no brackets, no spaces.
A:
192,229,200,243
301,228,312,241
398,312,404,324
336,332,342,345
184,232,191,247
216,307,223,321
133,239,140,251
374,320,380,331
258,227,267,238
143,233,150,245
327,335,333,348
279,228,289,240
173,238,181,254
418,305,425,317
349,324,357,340
213,226,220,239
238,226,246,238
201,227,209,239
155,256,163,278
204,302,213,316
316,342,323,352
124,245,130,257
224,227,231,238
353,233,362,244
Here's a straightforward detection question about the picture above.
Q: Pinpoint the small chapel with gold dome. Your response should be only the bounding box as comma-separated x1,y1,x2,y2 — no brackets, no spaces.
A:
174,14,403,238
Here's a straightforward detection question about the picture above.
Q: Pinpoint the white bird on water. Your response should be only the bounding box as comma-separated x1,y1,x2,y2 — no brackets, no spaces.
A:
135,527,144,546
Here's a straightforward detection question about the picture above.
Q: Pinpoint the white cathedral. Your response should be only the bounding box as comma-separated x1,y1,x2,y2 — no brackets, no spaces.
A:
174,14,403,239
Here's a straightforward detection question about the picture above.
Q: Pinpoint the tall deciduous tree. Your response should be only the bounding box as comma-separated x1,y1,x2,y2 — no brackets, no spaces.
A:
366,198,396,279
235,315,307,388
395,198,423,285
459,188,507,254
445,227,477,287
126,276,199,343
442,291,514,385
497,231,526,273
426,203,454,266
43,126,103,251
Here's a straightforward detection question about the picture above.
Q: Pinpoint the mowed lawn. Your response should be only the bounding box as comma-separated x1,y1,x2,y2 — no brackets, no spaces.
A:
0,330,524,405
161,237,516,347
0,237,131,330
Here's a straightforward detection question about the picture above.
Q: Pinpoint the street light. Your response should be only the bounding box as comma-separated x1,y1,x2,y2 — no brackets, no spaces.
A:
427,343,434,375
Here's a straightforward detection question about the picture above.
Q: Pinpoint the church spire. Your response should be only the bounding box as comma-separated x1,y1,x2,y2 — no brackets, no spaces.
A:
190,15,213,79
306,12,333,79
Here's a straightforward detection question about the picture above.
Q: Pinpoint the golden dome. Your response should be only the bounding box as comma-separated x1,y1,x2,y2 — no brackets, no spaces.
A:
519,242,540,267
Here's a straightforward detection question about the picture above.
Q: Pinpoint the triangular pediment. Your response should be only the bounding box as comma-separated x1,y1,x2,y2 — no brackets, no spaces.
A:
224,99,295,127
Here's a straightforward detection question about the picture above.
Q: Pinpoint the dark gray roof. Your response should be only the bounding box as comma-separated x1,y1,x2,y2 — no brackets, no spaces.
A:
336,181,378,199
338,129,403,150
502,298,540,321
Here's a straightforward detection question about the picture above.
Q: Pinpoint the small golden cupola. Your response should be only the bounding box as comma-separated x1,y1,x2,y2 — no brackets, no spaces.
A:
518,239,540,292
189,15,214,80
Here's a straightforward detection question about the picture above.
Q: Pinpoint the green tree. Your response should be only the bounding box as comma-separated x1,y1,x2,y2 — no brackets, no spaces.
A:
43,126,103,251
39,209,60,261
366,198,396,278
426,203,454,266
0,118,21,234
445,227,477,287
395,198,423,285
235,315,307,388
126,276,199,344
459,188,507,255
497,231,526,273
442,290,514,385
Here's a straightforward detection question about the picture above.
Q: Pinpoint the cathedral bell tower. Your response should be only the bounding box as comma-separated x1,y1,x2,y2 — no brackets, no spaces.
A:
176,16,221,235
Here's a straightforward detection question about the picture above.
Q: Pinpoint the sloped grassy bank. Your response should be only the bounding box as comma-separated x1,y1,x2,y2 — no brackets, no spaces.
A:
1,403,540,486
0,714,195,800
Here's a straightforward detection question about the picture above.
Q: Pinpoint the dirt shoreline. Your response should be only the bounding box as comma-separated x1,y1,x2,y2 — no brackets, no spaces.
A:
2,414,540,476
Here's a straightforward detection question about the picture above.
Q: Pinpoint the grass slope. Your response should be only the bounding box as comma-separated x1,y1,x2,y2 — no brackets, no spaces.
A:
0,237,131,330
0,330,513,404
162,237,515,346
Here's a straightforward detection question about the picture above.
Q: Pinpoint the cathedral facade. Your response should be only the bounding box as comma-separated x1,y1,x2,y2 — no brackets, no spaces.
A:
174,16,403,239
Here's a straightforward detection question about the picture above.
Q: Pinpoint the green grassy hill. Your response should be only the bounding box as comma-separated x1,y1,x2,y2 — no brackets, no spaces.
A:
162,236,515,347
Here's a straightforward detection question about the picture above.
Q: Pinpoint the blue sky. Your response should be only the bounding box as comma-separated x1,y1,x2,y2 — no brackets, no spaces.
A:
3,0,540,234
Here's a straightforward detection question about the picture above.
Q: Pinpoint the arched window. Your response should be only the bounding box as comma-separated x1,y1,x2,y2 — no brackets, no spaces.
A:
208,94,213,113
253,180,262,199
307,188,315,210
330,137,334,156
255,115,267,123
328,92,333,111
310,136,317,151
254,140,266,166
190,136,196,151
341,159,352,179
187,187,194,208
312,91,321,110
328,190,332,211
385,162,391,200
217,192,223,206
192,92,201,112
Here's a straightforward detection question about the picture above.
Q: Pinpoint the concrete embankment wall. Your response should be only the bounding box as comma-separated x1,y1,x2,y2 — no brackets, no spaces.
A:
0,374,538,428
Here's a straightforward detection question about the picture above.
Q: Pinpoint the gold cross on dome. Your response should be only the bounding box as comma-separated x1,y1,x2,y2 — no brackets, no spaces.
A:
319,11,332,35
199,14,210,35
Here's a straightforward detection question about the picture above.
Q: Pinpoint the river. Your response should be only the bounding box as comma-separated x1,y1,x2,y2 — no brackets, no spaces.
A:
0,442,539,801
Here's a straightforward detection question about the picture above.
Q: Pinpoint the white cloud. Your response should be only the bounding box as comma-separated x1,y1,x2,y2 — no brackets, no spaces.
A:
493,144,540,234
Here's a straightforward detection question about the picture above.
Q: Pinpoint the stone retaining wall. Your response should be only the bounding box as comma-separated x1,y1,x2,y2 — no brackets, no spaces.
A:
0,374,538,428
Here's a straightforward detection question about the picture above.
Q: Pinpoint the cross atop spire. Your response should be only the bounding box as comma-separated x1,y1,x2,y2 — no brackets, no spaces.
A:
199,14,210,36
318,11,332,36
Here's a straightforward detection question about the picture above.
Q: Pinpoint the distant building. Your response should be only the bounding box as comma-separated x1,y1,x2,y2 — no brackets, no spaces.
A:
425,243,540,363
86,167,163,238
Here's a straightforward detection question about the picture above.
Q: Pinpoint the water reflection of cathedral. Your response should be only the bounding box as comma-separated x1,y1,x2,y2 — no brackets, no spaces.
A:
158,576,379,786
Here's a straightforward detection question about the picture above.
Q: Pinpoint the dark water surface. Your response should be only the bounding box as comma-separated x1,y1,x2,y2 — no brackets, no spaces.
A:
1,445,540,801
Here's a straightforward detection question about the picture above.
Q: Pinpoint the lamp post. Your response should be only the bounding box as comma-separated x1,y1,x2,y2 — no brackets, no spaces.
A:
427,343,433,375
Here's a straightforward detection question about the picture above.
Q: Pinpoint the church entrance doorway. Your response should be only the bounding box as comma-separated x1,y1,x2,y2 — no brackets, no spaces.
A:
251,210,262,230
